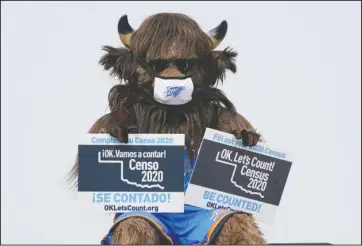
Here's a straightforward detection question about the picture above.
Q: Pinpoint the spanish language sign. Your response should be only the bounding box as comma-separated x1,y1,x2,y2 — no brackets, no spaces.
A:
78,133,185,213
185,128,292,225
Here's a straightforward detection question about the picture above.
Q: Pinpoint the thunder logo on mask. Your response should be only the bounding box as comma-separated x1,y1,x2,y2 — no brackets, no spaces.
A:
165,86,185,97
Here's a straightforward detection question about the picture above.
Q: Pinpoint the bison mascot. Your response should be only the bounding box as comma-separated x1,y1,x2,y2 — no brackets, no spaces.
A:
69,13,267,245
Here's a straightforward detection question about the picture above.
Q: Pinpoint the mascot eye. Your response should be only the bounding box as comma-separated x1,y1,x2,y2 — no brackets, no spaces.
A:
151,60,168,73
175,60,189,72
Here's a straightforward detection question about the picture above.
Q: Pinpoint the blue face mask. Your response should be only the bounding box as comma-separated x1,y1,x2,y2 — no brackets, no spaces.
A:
153,77,194,105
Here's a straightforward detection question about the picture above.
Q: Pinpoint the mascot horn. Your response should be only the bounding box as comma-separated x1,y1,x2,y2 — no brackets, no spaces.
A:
69,13,267,245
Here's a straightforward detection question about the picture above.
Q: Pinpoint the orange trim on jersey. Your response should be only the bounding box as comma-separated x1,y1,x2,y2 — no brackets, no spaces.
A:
205,211,234,244
113,214,174,245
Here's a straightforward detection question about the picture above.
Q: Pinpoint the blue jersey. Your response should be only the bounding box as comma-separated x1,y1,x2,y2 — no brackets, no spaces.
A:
101,150,238,245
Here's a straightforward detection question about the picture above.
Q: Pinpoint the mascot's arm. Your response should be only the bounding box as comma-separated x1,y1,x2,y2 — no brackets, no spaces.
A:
217,107,262,147
68,111,133,187
85,83,138,142
68,85,136,187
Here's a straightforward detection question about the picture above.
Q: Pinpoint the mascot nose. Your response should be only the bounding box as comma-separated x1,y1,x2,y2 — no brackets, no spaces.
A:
162,67,184,78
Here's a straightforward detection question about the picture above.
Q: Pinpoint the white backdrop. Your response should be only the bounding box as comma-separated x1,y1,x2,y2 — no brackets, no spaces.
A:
1,1,361,244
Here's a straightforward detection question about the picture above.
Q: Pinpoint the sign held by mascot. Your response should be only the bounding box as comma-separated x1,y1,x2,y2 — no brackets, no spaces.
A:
77,133,186,213
185,128,293,225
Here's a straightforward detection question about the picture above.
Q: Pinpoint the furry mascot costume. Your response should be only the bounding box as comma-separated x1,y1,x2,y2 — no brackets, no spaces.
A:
69,13,267,245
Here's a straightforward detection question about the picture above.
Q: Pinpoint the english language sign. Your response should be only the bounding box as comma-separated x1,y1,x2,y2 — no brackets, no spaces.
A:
185,128,293,225
78,133,185,213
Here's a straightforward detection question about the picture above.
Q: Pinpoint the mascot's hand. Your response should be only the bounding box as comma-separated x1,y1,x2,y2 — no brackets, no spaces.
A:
107,110,138,144
233,130,260,147
109,124,138,144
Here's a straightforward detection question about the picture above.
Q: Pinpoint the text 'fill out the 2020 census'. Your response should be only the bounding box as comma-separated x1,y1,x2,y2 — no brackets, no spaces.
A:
77,134,185,213
184,128,293,225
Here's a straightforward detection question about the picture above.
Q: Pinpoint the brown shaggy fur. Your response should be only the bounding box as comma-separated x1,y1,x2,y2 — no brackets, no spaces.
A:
212,214,267,245
130,13,214,61
111,217,169,244
69,12,267,244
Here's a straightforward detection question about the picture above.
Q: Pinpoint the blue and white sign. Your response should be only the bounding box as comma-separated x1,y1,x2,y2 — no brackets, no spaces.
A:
78,133,185,213
185,128,293,225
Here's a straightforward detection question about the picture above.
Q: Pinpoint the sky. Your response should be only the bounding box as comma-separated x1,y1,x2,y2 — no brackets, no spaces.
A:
1,1,361,244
